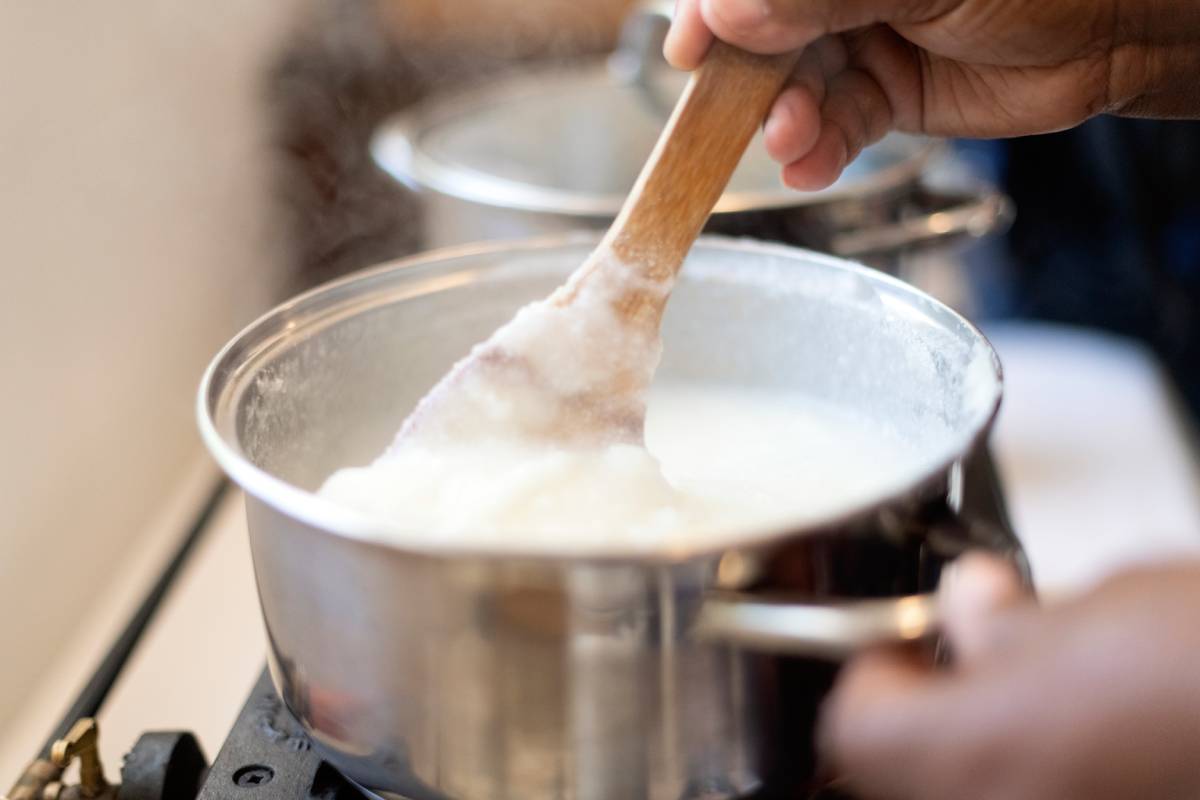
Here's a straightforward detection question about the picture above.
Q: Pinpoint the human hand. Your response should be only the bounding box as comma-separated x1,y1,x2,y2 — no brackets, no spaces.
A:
664,0,1200,189
818,553,1200,800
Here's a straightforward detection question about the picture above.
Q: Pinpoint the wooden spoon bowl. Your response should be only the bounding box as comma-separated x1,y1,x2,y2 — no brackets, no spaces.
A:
397,42,800,447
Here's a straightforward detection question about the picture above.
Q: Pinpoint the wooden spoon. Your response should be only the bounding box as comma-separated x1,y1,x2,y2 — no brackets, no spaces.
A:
395,42,801,447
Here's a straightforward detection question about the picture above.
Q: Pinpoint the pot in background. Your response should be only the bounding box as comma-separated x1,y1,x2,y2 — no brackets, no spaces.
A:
371,15,1012,273
199,235,1023,800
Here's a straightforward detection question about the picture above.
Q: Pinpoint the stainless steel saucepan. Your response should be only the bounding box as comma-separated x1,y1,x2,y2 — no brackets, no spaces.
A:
198,235,1021,800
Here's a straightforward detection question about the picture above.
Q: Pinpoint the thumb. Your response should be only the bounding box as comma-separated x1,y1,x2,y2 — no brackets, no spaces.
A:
938,551,1035,667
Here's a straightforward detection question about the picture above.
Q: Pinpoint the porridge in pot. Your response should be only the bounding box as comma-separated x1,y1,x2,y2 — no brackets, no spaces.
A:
318,381,924,553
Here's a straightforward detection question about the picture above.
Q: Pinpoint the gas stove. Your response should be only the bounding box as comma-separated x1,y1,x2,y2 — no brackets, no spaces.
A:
3,453,1015,800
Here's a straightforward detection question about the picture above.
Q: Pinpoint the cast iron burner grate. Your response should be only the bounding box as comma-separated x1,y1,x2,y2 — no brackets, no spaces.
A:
197,671,363,800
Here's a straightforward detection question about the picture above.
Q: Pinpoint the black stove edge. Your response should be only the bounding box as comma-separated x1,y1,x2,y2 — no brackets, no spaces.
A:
37,479,230,761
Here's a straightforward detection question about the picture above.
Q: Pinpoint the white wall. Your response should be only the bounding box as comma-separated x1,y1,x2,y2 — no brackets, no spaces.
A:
0,1,302,722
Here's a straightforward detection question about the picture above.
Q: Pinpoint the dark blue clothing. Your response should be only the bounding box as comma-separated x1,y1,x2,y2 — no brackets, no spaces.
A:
962,119,1200,421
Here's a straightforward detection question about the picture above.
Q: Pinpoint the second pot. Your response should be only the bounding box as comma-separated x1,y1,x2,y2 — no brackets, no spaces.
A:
372,57,1012,270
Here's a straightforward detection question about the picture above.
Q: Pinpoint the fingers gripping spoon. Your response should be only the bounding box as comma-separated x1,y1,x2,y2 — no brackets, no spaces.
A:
397,43,801,447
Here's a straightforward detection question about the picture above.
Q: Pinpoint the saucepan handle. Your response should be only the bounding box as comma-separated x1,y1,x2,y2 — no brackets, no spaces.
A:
693,513,1031,660
828,186,1015,259
692,591,940,660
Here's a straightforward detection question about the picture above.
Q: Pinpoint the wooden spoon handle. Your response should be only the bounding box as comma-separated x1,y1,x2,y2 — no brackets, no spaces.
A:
605,41,801,278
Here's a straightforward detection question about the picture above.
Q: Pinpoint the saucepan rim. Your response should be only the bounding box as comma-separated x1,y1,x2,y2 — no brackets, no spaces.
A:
197,233,1003,563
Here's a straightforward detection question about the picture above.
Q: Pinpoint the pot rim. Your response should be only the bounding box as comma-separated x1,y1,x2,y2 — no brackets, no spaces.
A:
197,233,1003,564
370,61,939,218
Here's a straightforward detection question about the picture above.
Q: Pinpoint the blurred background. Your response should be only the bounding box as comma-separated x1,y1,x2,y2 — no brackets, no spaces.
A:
1,0,1198,775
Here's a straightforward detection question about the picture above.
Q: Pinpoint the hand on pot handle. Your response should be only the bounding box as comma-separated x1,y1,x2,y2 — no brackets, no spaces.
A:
818,553,1200,800
663,0,1200,190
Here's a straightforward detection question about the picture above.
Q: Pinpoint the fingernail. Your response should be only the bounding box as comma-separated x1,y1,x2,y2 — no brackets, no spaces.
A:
716,0,773,28
939,558,963,594
764,103,785,146
663,4,682,61
940,556,990,612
